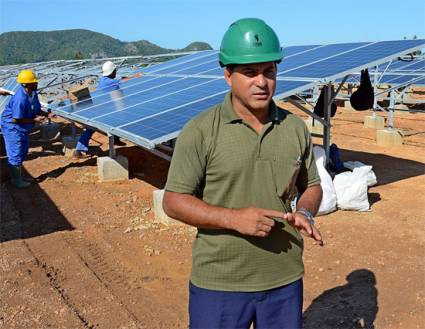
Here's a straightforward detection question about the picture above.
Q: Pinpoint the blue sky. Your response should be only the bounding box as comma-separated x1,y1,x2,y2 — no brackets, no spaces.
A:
1,0,424,49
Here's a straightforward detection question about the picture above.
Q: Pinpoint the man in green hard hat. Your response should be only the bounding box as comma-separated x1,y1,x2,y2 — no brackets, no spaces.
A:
163,18,323,329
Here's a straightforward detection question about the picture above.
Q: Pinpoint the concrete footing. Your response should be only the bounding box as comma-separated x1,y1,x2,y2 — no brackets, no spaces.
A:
153,189,183,225
376,129,403,147
97,155,129,182
40,122,61,140
364,115,386,129
62,135,80,156
304,117,324,135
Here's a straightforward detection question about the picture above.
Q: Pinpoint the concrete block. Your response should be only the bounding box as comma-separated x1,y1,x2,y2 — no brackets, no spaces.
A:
376,129,403,147
304,117,324,135
40,122,60,140
153,189,183,225
363,115,386,129
97,156,129,182
62,135,80,156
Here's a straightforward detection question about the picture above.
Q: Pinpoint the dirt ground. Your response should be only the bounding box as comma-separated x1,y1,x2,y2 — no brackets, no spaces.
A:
0,99,424,329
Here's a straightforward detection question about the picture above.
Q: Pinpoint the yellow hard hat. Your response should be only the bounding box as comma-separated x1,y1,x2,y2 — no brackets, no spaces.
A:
17,70,38,84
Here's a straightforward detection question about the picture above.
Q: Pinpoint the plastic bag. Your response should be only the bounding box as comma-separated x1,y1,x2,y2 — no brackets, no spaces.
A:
349,69,374,111
313,146,337,216
314,85,337,118
343,161,377,187
334,167,370,211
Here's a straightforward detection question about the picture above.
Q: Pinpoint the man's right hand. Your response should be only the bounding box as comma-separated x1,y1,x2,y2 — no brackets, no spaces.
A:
227,208,285,237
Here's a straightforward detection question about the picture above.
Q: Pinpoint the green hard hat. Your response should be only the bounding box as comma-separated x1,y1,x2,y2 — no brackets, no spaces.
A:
219,18,284,67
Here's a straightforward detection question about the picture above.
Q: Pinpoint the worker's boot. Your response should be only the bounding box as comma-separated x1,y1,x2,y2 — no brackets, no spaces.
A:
22,172,36,183
9,165,31,188
72,150,88,159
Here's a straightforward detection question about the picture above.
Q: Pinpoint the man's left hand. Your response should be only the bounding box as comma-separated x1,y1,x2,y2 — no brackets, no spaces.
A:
284,212,324,246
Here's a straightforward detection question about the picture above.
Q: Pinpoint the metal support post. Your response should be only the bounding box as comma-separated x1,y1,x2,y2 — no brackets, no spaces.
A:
372,66,379,118
323,83,333,168
388,90,395,129
108,134,116,159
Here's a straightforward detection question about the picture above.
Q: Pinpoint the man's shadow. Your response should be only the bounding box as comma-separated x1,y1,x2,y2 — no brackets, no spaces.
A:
303,269,378,329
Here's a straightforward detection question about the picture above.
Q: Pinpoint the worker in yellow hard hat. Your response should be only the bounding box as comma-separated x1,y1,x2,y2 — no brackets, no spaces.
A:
0,69,45,188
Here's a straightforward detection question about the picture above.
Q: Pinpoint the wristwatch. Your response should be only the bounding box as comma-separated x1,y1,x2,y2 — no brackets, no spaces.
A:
296,207,315,226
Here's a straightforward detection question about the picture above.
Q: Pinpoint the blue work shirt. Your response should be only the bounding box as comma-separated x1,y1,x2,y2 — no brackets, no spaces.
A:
97,76,120,93
1,84,41,132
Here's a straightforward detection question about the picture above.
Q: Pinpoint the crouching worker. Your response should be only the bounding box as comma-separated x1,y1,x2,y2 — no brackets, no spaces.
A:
73,60,126,159
1,69,46,188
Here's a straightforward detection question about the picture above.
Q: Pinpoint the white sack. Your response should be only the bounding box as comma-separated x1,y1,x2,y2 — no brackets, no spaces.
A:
343,161,377,186
334,167,370,211
313,146,337,216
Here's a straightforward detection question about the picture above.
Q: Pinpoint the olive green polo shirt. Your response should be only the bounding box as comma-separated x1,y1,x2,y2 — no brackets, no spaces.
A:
165,92,320,292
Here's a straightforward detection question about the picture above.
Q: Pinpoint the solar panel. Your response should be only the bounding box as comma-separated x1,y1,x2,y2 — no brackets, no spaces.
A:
0,78,19,114
50,39,425,149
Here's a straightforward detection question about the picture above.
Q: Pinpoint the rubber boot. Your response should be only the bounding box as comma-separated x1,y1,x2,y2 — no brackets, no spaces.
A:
9,165,31,188
22,173,36,183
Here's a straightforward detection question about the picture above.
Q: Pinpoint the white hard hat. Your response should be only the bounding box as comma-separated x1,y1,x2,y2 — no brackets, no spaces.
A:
102,61,116,76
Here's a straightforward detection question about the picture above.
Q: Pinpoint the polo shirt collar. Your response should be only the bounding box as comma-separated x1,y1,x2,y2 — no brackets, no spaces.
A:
222,91,284,124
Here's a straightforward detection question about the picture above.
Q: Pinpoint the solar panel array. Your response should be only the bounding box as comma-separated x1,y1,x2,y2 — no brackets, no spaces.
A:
44,39,425,148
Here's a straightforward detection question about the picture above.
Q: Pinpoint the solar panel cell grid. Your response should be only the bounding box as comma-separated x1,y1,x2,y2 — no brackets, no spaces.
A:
278,42,370,76
284,40,425,79
121,94,226,141
95,78,228,127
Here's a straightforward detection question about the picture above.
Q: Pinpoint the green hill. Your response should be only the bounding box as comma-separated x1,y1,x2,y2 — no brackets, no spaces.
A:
0,29,212,65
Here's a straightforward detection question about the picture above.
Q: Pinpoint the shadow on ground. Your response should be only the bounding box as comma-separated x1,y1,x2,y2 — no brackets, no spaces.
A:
35,157,98,183
303,269,378,329
339,148,424,186
118,145,423,189
0,168,74,243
